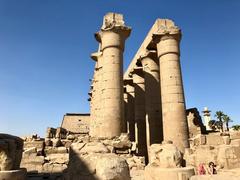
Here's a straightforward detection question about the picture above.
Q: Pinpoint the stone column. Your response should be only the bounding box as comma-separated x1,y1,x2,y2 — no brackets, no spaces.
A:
94,13,131,138
123,87,128,133
139,50,163,150
89,52,104,137
89,65,97,134
132,67,147,157
154,19,189,152
124,78,135,141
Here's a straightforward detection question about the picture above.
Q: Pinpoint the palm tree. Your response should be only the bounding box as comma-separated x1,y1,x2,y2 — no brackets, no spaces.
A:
232,125,240,131
208,120,217,131
215,111,224,132
222,115,232,131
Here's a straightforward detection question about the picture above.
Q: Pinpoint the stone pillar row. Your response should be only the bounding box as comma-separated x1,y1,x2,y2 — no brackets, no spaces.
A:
124,19,189,154
89,14,189,156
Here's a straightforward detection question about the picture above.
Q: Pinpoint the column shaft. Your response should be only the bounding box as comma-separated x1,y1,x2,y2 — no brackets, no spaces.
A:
141,52,163,150
133,69,147,157
125,82,135,141
156,34,189,152
94,13,131,138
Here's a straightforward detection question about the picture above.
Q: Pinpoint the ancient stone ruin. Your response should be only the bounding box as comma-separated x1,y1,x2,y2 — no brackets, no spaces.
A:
0,134,26,180
2,12,240,180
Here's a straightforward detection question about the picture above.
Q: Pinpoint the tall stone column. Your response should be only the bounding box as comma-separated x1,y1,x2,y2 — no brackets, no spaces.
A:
154,19,189,152
94,13,131,138
89,65,97,133
89,52,104,137
123,87,128,133
124,78,135,141
132,67,147,158
139,50,163,151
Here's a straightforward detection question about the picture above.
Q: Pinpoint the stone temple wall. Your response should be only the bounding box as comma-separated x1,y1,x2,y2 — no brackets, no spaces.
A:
61,113,90,134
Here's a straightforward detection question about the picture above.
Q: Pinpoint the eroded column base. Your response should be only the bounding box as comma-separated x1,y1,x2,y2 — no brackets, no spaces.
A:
144,165,195,180
0,168,27,180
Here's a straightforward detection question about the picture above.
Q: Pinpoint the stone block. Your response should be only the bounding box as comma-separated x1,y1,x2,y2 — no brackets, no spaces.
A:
192,135,206,146
46,153,69,164
44,147,68,155
144,165,195,180
190,175,239,180
0,168,27,180
148,143,182,168
194,145,218,166
21,155,45,165
24,141,44,150
217,145,240,169
0,134,24,170
95,154,130,180
42,163,67,173
78,142,110,154
206,134,224,146
230,139,240,147
230,132,240,140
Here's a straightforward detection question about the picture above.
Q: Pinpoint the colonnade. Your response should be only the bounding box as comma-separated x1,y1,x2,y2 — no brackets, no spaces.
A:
89,14,189,158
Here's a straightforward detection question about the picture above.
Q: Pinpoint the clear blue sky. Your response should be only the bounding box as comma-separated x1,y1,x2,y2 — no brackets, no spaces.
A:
0,0,240,137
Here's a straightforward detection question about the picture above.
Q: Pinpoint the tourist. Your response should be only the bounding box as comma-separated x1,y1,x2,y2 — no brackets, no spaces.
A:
208,162,217,175
197,163,206,175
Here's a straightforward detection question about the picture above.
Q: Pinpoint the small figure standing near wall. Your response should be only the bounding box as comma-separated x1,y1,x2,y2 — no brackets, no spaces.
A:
207,162,217,175
197,163,206,175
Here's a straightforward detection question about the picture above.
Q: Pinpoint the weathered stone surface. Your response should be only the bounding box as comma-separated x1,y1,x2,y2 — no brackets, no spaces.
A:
111,133,132,149
187,108,206,138
185,145,217,167
44,147,68,155
145,165,195,180
46,153,68,164
66,152,100,179
190,175,239,180
0,168,27,180
126,155,145,170
42,163,67,173
24,141,44,150
130,169,145,180
52,138,62,147
217,145,240,169
0,134,24,171
231,139,240,147
205,134,224,146
45,127,56,138
230,132,240,140
44,139,53,147
148,143,182,168
79,142,110,154
96,154,130,180
90,12,131,139
61,113,90,134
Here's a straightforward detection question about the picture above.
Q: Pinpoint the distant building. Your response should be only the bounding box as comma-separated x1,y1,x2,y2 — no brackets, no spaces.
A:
202,107,212,131
61,113,90,134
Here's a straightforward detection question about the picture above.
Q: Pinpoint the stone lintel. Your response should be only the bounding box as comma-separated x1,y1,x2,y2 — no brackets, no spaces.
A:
124,18,181,79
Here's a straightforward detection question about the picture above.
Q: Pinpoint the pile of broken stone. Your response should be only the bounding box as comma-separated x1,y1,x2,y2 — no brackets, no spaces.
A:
20,131,145,180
